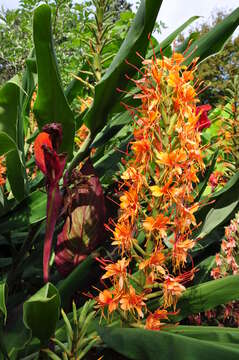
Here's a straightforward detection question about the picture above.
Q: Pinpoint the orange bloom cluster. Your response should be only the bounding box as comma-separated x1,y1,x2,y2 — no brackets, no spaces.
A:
96,52,205,327
211,212,239,279
189,212,239,327
0,156,6,187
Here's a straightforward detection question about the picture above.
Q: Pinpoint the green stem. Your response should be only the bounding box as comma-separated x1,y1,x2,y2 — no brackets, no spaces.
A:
133,241,147,257
67,132,93,177
146,290,163,300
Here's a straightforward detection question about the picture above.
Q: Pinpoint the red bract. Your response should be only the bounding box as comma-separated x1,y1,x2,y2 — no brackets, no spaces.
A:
34,132,53,174
196,104,212,131
55,159,106,277
34,123,66,283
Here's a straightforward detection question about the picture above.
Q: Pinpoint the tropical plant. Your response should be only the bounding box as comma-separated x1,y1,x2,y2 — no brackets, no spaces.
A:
0,1,239,359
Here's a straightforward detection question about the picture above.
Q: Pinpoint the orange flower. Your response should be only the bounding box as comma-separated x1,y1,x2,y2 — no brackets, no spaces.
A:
139,248,166,276
145,309,169,330
97,289,120,315
120,188,139,221
163,276,186,310
112,220,134,254
121,166,144,191
182,71,194,82
102,258,130,289
131,139,152,167
143,214,169,238
149,178,176,201
172,238,195,269
120,285,146,318
156,149,187,175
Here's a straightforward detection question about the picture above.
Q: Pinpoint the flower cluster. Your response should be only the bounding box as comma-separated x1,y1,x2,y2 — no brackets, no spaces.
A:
96,52,206,328
211,212,239,279
188,212,239,328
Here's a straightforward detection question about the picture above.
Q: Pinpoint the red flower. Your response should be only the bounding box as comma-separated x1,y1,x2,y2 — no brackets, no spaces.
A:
34,123,66,283
196,104,212,131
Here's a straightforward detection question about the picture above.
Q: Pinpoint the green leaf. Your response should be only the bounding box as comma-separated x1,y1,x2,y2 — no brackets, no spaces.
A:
23,282,60,345
0,80,28,201
0,282,7,325
33,5,75,158
175,32,200,54
94,135,131,187
208,171,239,200
197,198,238,239
194,256,215,284
21,54,38,132
195,171,239,240
84,0,163,135
98,326,239,360
195,150,218,202
171,325,239,344
184,7,239,65
91,111,131,148
57,254,96,309
176,275,239,321
1,320,32,360
0,282,8,359
0,190,47,231
148,16,200,58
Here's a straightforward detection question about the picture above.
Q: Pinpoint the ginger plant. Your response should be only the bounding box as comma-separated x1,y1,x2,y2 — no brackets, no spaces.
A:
95,51,209,329
43,301,100,360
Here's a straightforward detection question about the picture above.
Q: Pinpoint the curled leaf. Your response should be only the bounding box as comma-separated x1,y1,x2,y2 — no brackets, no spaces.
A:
55,159,106,277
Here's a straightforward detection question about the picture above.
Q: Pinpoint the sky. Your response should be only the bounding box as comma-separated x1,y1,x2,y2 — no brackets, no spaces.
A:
1,0,239,39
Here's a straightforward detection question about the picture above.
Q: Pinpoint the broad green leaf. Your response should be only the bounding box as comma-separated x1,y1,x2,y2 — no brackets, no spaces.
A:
195,150,218,202
176,275,239,321
171,325,239,344
194,256,215,284
208,171,239,200
0,283,8,359
0,258,12,268
84,0,163,135
184,7,239,65
21,54,38,133
0,81,28,201
91,111,130,148
57,254,96,309
23,282,60,345
195,171,239,239
33,5,75,158
94,135,132,187
0,320,32,360
0,282,7,325
98,326,239,360
0,190,47,231
197,198,238,239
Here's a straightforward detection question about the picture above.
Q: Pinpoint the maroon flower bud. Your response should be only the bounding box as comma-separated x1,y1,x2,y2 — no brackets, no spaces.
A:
196,104,212,131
